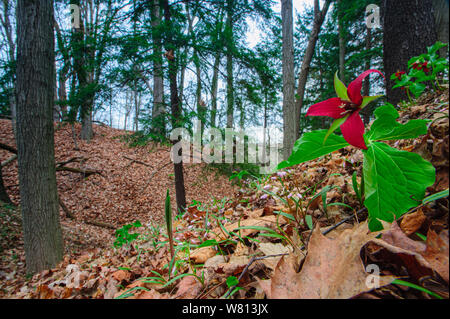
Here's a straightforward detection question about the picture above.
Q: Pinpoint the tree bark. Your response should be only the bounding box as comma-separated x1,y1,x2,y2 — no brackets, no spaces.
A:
16,0,64,274
163,0,186,213
151,0,165,136
225,0,234,129
281,0,296,160
210,51,221,127
294,0,331,140
338,0,346,83
383,0,437,105
432,0,449,57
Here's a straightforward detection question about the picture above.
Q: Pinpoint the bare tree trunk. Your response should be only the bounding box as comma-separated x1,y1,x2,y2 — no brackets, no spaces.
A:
338,0,346,83
294,0,331,140
383,0,437,105
151,0,165,136
432,0,449,57
16,0,63,274
163,0,186,213
225,0,234,129
210,52,221,127
282,0,296,160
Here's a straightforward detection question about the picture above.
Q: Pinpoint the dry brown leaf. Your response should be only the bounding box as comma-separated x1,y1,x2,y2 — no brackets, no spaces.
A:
267,221,395,299
258,242,292,270
422,229,449,283
111,269,131,282
174,276,203,299
190,246,216,264
134,289,168,299
400,209,427,235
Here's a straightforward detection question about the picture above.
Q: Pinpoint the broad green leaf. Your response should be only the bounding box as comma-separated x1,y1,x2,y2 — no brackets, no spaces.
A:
427,41,447,55
226,276,239,288
334,71,349,101
365,103,428,142
409,82,426,98
278,130,349,169
363,142,435,231
360,95,383,109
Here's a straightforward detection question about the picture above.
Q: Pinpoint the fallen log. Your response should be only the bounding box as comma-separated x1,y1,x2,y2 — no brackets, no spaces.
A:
56,165,102,177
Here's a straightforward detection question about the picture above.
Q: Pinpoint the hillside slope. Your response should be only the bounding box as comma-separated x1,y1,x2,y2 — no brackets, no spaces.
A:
0,120,235,256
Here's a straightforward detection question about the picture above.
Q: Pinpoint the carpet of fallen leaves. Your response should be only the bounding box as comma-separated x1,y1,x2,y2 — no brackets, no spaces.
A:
0,89,448,299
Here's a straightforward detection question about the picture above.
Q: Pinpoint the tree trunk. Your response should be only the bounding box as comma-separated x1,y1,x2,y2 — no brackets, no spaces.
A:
383,0,437,105
294,0,331,140
210,51,221,127
338,0,346,83
432,0,449,57
16,0,63,274
163,0,186,214
281,0,296,161
151,0,165,136
225,0,234,129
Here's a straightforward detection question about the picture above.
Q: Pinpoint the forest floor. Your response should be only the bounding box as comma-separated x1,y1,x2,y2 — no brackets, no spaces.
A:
0,120,236,297
0,89,448,299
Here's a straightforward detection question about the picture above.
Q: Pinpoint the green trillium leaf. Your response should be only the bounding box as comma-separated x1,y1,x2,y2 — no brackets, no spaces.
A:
334,71,349,101
363,142,435,231
360,95,383,109
278,130,349,169
365,103,428,142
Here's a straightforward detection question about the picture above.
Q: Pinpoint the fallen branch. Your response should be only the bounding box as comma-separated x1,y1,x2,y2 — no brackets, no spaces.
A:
123,156,153,168
1,154,17,167
56,156,86,168
83,219,116,230
0,142,17,154
59,197,75,219
56,166,102,177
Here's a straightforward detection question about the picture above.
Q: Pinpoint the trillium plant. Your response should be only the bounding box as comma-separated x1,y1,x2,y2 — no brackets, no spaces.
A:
279,70,436,231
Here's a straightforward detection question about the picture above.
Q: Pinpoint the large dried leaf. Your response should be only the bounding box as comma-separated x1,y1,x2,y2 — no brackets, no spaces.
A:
266,221,395,299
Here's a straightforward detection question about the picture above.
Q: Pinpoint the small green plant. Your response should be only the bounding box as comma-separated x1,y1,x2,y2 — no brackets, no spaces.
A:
391,41,448,102
165,189,175,261
113,220,143,248
280,69,436,231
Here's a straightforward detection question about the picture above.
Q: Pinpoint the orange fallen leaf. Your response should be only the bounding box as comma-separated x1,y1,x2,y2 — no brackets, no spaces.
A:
112,269,131,282
400,209,427,235
264,221,395,299
174,276,203,299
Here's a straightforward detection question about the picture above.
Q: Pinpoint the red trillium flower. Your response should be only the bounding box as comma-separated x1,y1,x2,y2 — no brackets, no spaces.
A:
395,70,406,80
306,69,385,149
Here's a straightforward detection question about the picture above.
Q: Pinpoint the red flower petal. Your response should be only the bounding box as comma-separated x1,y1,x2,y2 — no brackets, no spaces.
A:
306,97,347,119
347,69,384,106
340,111,367,149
